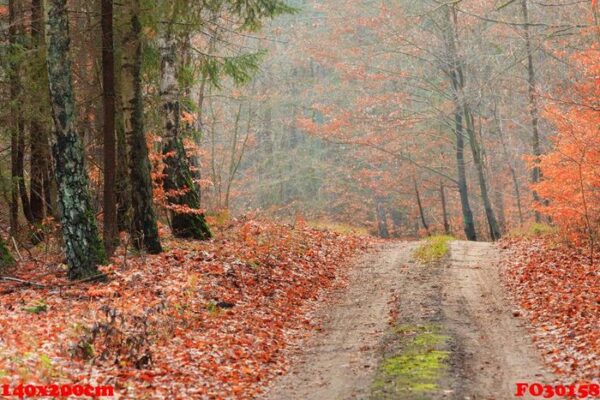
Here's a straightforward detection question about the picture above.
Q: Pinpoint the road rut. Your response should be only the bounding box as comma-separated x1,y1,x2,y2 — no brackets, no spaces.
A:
261,240,553,400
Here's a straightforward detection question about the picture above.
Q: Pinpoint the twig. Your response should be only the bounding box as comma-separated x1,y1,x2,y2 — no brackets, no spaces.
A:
11,237,23,261
65,273,109,285
0,276,46,288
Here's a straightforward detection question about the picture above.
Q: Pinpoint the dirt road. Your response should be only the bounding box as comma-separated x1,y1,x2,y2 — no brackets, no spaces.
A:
261,240,553,400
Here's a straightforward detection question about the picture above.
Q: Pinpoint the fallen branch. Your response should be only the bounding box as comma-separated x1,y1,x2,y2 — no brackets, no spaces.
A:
11,237,23,261
65,273,109,285
0,276,47,288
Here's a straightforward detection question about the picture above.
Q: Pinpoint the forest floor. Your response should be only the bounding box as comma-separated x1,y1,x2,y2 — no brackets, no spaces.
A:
262,240,555,400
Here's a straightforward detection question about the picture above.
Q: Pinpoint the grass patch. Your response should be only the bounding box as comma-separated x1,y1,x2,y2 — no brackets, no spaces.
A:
307,220,370,236
22,300,47,314
371,324,450,399
413,235,453,263
507,222,556,238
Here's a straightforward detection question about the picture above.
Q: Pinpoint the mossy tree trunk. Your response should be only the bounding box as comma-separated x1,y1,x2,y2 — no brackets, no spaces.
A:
159,38,211,240
121,0,162,253
46,0,106,279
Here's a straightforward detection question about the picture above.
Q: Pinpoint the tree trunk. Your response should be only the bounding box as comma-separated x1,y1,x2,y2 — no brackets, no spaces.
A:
46,0,106,279
121,0,162,253
494,183,506,233
446,5,500,240
390,208,403,237
375,199,390,239
9,0,22,236
17,126,33,224
114,7,130,232
521,0,543,223
115,92,130,232
496,106,524,226
28,0,53,243
453,98,476,241
159,38,211,240
101,0,117,256
443,5,476,241
414,178,430,236
440,181,451,235
464,110,502,240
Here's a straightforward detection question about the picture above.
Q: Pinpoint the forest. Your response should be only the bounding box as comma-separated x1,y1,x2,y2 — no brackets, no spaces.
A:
0,0,598,398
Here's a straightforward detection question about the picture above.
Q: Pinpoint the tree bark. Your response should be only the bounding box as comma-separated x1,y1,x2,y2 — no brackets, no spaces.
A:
376,199,390,239
29,0,53,242
46,0,106,279
452,89,476,241
414,178,430,236
114,4,130,232
496,106,524,226
446,5,501,240
101,0,117,256
121,0,162,253
521,0,543,223
443,6,477,241
115,84,130,232
390,208,404,237
440,181,451,235
159,38,212,240
17,127,33,224
9,0,23,236
464,110,502,240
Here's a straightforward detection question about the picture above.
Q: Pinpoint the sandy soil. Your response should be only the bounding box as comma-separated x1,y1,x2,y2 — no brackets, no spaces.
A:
442,241,554,399
260,240,553,400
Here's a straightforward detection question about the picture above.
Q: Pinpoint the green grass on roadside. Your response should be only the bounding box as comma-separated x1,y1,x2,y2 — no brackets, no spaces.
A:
507,222,556,238
413,235,454,264
307,220,370,236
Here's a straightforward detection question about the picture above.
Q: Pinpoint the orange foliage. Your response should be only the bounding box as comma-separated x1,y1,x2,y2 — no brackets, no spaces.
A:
533,44,600,248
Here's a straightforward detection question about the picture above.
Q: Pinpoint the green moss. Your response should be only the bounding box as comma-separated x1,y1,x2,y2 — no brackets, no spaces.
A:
413,235,454,264
393,324,430,336
371,325,450,399
412,332,447,347
380,351,449,387
0,238,15,270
